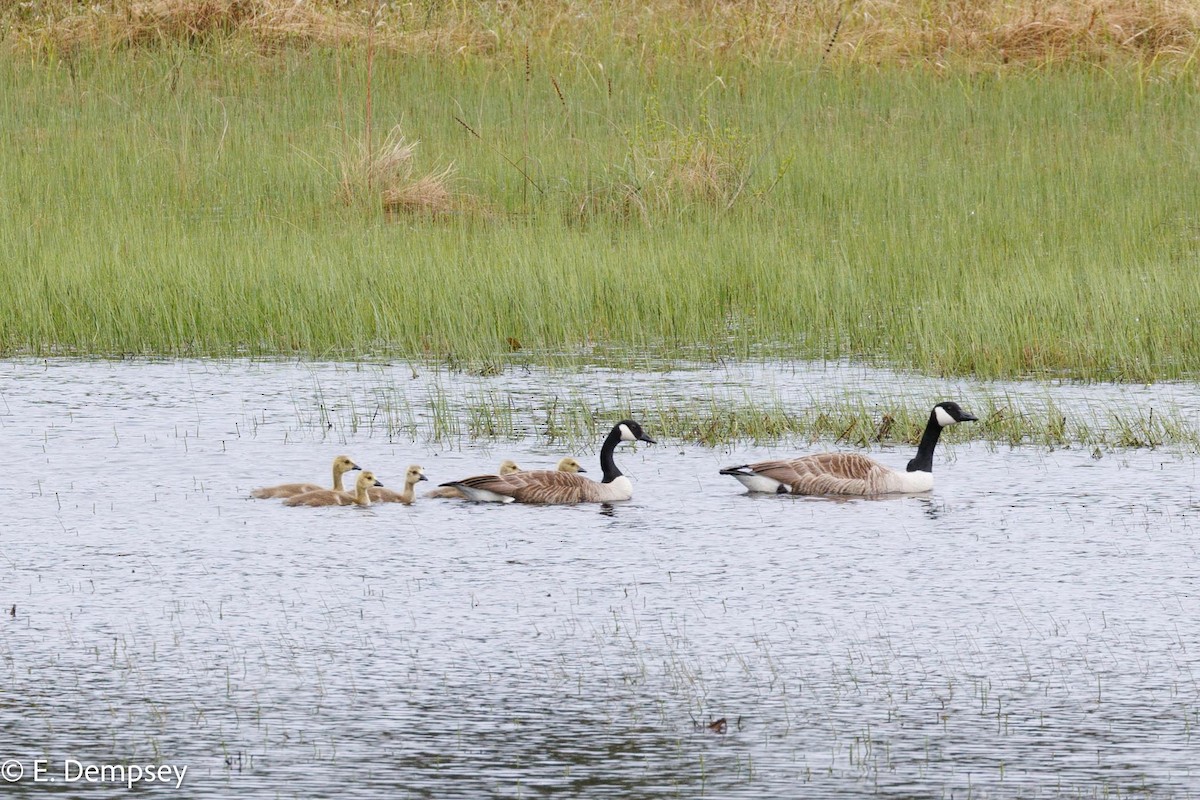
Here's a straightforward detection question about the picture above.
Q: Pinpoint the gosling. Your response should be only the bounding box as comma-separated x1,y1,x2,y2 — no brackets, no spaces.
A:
368,465,428,505
284,471,383,508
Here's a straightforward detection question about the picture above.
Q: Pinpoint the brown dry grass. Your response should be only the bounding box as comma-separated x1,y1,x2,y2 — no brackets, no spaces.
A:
569,138,747,226
665,139,743,206
7,1,1199,68
338,126,465,218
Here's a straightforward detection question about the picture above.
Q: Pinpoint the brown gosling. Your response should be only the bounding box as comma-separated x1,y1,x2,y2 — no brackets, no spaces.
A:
369,465,428,505
426,459,522,499
284,470,382,508
252,455,360,499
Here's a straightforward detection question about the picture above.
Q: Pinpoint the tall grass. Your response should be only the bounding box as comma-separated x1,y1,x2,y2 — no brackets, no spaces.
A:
0,41,1198,379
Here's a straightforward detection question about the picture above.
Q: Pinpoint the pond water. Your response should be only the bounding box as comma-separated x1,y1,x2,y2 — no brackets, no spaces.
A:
2,359,1199,798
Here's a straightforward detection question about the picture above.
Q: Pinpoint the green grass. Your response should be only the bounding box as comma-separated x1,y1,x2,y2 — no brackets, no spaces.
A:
1,47,1199,380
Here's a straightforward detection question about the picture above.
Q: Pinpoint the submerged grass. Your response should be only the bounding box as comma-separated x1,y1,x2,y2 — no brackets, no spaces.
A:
0,12,1198,380
299,377,1200,452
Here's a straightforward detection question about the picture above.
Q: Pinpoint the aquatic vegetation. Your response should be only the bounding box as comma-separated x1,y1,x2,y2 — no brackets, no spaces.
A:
290,371,1200,452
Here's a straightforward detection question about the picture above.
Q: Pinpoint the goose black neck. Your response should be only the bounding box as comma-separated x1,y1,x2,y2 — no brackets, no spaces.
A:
905,411,943,473
599,425,623,483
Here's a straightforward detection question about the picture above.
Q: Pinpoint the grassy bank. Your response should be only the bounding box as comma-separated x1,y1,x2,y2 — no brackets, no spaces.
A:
1,8,1199,380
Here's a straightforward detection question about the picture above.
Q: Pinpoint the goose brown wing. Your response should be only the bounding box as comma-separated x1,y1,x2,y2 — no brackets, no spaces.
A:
498,470,599,504
453,470,596,504
749,453,886,496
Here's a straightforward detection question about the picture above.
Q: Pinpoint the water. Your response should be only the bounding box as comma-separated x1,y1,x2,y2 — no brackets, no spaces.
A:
2,359,1200,798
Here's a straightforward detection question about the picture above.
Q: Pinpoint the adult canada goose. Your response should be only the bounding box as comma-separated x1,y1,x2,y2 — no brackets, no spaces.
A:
720,402,978,496
251,455,361,499
284,470,383,507
368,465,428,504
426,457,586,499
440,420,654,504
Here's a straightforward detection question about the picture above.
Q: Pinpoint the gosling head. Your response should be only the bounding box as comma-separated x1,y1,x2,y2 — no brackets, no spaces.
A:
405,465,428,486
498,459,522,475
617,419,656,444
334,455,362,475
556,457,586,473
357,471,383,490
932,402,978,427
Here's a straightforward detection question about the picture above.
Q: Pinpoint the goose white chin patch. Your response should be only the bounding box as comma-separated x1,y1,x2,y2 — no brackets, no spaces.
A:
619,423,635,442
934,406,957,427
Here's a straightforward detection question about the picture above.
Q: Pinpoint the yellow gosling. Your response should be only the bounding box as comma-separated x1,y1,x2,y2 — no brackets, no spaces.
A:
284,471,382,508
369,465,428,505
554,457,586,474
252,455,360,499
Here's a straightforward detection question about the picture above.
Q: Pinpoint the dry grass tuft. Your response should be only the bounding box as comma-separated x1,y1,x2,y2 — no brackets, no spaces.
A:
339,127,465,218
570,115,750,226
665,139,743,207
571,182,651,227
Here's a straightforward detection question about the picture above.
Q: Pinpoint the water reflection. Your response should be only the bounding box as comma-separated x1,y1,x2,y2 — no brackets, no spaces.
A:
0,359,1198,798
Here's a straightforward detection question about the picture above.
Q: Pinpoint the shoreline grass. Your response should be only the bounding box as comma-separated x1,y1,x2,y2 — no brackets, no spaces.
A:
1,6,1199,381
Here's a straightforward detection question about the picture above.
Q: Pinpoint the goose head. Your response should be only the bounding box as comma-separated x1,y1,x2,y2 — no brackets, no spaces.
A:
556,457,586,473
932,402,978,427
616,420,656,444
357,471,383,490
405,465,429,486
498,459,522,475
334,455,362,476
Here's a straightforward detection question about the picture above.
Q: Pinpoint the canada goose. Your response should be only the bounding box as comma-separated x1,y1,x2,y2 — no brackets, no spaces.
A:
368,465,428,504
251,455,361,499
426,457,585,499
440,420,654,504
720,402,978,496
284,470,383,507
